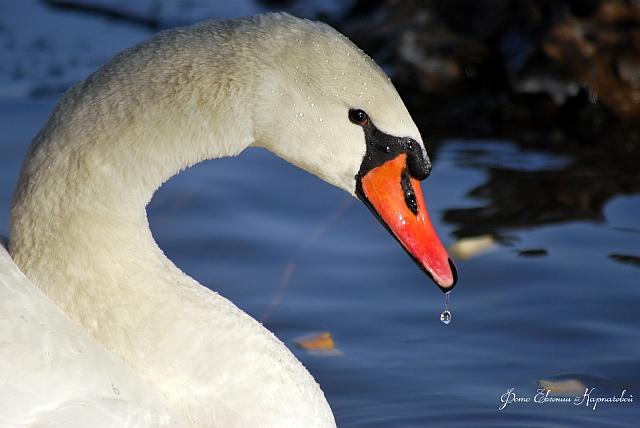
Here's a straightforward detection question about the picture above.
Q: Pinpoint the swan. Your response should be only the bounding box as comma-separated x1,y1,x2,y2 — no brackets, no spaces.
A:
3,12,456,427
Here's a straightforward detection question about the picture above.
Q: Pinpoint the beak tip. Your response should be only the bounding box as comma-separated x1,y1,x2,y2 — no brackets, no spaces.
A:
435,258,458,293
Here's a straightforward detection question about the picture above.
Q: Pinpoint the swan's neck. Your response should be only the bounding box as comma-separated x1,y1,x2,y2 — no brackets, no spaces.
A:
9,17,336,426
10,28,257,348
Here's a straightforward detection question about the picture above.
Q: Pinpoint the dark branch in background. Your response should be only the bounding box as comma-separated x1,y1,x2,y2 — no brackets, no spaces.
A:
42,0,163,30
342,0,640,139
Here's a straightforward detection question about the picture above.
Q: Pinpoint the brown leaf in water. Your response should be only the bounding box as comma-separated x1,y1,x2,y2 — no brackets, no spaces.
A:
538,378,587,396
295,332,336,351
449,234,497,260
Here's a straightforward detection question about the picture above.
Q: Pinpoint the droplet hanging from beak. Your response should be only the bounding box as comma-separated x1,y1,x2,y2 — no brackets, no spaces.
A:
440,291,452,325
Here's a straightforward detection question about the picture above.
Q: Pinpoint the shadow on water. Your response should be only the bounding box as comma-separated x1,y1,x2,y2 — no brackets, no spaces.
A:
441,133,640,247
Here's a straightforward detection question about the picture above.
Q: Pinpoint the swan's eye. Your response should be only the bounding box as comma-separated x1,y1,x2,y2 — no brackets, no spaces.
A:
348,109,369,126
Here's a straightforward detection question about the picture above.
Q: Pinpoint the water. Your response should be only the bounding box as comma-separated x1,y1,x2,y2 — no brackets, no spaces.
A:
440,309,451,325
2,96,638,426
1,2,639,427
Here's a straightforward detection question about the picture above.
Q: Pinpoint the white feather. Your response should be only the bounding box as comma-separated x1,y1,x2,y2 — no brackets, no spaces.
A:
0,243,178,427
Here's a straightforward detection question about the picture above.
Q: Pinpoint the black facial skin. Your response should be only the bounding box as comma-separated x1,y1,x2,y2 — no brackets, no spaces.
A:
350,109,432,182
350,108,457,291
350,108,432,211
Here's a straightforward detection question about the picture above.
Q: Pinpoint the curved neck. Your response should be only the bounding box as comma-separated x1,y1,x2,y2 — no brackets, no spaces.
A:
9,21,260,343
7,16,346,426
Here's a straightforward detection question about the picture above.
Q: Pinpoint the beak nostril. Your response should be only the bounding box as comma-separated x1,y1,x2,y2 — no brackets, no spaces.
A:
400,167,419,215
404,190,418,214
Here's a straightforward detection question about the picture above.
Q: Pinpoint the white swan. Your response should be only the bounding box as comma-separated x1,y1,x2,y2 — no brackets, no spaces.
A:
3,13,456,427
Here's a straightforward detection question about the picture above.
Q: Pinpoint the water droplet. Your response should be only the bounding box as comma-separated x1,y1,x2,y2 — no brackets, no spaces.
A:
298,112,304,118
279,92,284,97
310,102,315,107
440,292,452,325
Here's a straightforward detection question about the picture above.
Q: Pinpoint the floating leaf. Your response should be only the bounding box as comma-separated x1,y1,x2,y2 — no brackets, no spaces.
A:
449,235,497,260
538,378,587,395
295,332,335,350
294,332,343,356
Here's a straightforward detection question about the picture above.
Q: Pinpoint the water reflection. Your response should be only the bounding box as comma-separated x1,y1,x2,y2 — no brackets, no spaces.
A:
609,253,640,268
442,135,640,240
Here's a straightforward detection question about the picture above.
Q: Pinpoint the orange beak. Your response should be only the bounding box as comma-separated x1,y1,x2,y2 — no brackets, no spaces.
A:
357,153,457,290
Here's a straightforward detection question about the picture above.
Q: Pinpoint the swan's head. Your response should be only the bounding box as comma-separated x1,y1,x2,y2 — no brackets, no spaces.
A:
253,14,456,290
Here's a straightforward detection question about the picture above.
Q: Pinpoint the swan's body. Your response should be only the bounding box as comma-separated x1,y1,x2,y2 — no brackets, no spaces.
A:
0,242,178,427
3,13,455,427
